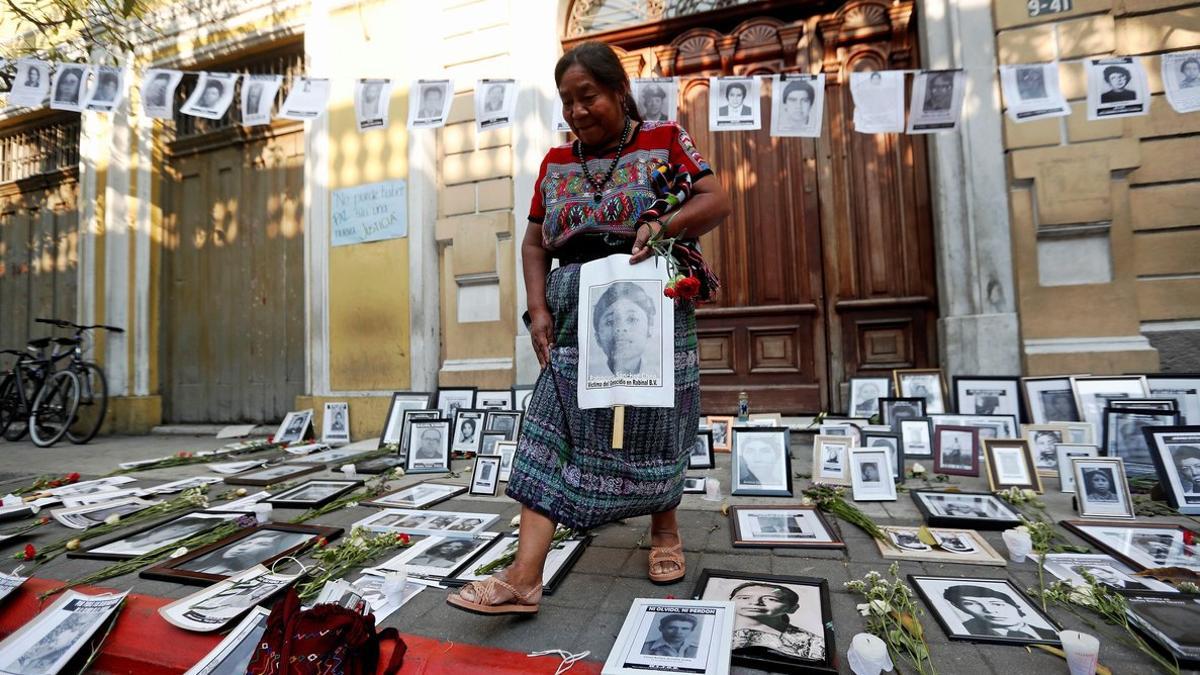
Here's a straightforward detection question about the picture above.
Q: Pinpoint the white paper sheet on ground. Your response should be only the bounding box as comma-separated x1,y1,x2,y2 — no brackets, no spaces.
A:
907,69,965,134
45,476,136,497
577,254,674,409
850,71,905,133
351,575,424,620
322,402,351,446
208,460,267,475
0,589,127,675
1086,57,1150,120
999,62,1071,122
1162,50,1200,113
216,424,257,439
51,498,160,530
141,476,224,496
283,443,329,456
118,457,168,470
58,488,149,506
183,607,270,675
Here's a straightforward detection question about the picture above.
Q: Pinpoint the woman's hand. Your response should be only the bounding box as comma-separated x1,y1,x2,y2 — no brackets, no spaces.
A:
629,220,662,264
529,307,555,369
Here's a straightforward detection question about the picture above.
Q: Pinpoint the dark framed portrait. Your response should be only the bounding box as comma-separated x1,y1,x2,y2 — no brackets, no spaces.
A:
730,427,792,497
361,482,466,509
474,389,514,410
880,397,926,427
953,376,1023,420
1021,375,1081,424
862,430,903,481
70,512,238,561
1061,520,1200,577
1101,407,1180,478
263,480,362,509
446,533,590,595
1125,593,1200,668
933,425,980,476
450,408,487,457
689,430,715,470
404,419,452,474
483,410,522,442
1144,425,1200,515
1146,373,1200,425
898,417,934,458
377,391,435,449
223,463,322,487
141,523,341,585
727,506,844,549
435,387,477,421
910,576,1060,645
911,490,1022,529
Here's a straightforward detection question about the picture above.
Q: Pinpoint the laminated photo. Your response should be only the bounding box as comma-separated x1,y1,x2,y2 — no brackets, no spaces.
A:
0,572,26,604
910,576,1059,644
603,598,734,675
205,490,271,513
408,79,453,129
49,63,90,112
181,72,239,120
475,78,517,132
631,77,678,123
0,589,127,675
367,534,494,581
83,513,237,559
1041,553,1175,593
354,508,498,539
159,565,296,632
577,254,674,409
999,63,1070,122
51,497,160,530
906,69,964,134
850,70,904,133
448,533,586,593
708,76,761,132
141,70,184,120
84,65,124,112
322,402,351,446
1162,50,1200,113
355,78,393,132
273,409,313,444
240,74,283,127
8,59,51,108
183,606,271,675
770,73,824,138
278,77,331,120
1086,57,1150,120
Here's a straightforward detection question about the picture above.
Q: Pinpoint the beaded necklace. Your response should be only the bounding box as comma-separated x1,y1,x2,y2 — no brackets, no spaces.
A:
572,117,633,203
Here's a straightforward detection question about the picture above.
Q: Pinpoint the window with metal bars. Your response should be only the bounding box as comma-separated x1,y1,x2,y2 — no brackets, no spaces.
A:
0,116,81,184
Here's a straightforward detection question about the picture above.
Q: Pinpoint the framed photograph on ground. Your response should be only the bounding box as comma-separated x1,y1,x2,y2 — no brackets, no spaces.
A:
848,376,891,418
1144,425,1200,515
159,565,294,632
691,570,836,674
682,476,706,493
273,409,313,444
812,435,853,486
1062,422,1095,445
877,527,1005,566
1147,374,1200,425
602,598,735,675
818,421,862,446
397,409,442,460
183,606,271,675
405,419,452,474
51,497,161,530
450,409,486,456
728,506,843,549
748,413,782,426
436,387,476,421
910,576,1060,645
689,430,715,469
1022,375,1081,423
283,446,373,467
363,482,466,509
321,402,350,446
1023,423,1072,475
1072,375,1150,431
367,534,499,582
470,455,501,496
1125,593,1200,668
1102,407,1181,478
1041,553,1176,592
983,439,1042,492
1072,457,1135,519
354,455,405,474
880,397,925,427
0,589,127,674
731,427,792,497
264,480,362,509
353,508,498,538
933,425,979,477
899,417,934,458
1056,444,1099,493
894,369,948,414
706,416,733,452
474,390,514,410
378,392,434,448
1061,520,1200,575
73,512,239,560
849,448,896,501
495,440,518,481
512,385,536,412
911,490,1023,529
141,523,341,585
479,432,506,456
862,431,903,481
954,376,1022,419
446,534,589,594
484,410,522,441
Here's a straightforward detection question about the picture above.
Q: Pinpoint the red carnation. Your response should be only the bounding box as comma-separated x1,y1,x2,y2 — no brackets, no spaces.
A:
47,480,61,488
399,533,411,545
65,473,80,483
1185,530,1196,547
676,276,701,300
22,544,35,561
315,537,328,548
664,286,677,299
176,451,192,459
38,516,50,525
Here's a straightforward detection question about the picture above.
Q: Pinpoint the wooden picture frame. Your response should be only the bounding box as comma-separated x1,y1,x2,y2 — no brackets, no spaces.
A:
727,505,844,549
140,523,341,585
1022,375,1082,424
263,479,362,509
933,425,980,477
983,438,1043,492
706,415,734,452
893,368,949,414
223,463,322,487
1022,422,1074,477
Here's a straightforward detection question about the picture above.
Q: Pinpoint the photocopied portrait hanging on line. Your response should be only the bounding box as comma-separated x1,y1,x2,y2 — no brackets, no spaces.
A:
181,72,240,120
708,76,762,132
631,77,678,123
1086,57,1150,120
999,63,1070,123
278,77,331,120
355,78,394,132
769,73,825,138
907,69,965,134
408,79,454,129
475,78,517,132
850,70,905,133
84,65,125,113
9,59,51,108
141,68,185,119
241,74,284,127
1162,50,1200,114
577,254,674,409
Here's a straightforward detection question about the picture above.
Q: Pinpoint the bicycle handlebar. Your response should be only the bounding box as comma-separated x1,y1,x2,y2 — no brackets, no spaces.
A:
34,318,124,334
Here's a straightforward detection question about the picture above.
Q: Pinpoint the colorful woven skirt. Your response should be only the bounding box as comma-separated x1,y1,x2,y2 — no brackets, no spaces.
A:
505,263,701,531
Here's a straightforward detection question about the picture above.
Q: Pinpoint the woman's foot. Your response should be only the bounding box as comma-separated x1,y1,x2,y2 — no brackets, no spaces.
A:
446,568,542,615
648,530,685,584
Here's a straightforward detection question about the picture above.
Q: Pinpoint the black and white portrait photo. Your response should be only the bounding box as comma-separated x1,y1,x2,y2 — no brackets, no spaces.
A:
178,529,314,577
933,531,978,555
697,573,830,671
437,388,476,421
471,455,501,496
707,417,732,452
632,77,677,123
180,72,240,120
889,529,931,552
955,377,1021,419
934,426,977,476
397,409,441,457
321,402,351,445
355,508,496,538
881,398,924,427
1105,408,1179,477
864,432,901,480
850,448,896,501
406,420,451,473
849,70,904,133
140,69,183,119
378,536,488,580
409,79,452,129
813,436,851,485
1073,458,1134,519
1055,444,1099,493
1026,427,1064,472
897,370,947,414
589,281,659,378
769,73,825,138
355,78,392,132
475,78,516,131
87,513,236,558
452,411,484,455
1159,434,1200,512
907,69,965,134
484,411,521,441
913,577,1059,645
848,377,889,418
1022,376,1081,423
273,409,312,445
1087,57,1149,120
985,440,1039,491
266,480,359,509
999,63,1070,122
709,76,761,131
50,63,88,111
367,482,463,509
1162,50,1200,113
604,599,732,675
732,429,791,497
278,76,331,120
84,66,124,112
240,74,282,127
729,506,841,548
899,418,933,458
1042,553,1176,593
689,430,715,469
0,593,123,674
913,491,1023,529
9,58,51,108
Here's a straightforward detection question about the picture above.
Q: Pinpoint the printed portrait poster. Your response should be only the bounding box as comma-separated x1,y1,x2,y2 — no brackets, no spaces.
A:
9,59,51,108
355,78,393,132
998,63,1070,123
85,65,125,113
907,69,965,134
141,69,185,119
1087,57,1150,120
475,78,517,132
631,77,678,123
181,72,240,120
322,402,351,446
770,73,825,138
408,79,454,129
50,63,90,112
577,254,674,409
240,74,283,127
1162,50,1200,114
708,76,761,132
850,70,905,133
278,77,331,120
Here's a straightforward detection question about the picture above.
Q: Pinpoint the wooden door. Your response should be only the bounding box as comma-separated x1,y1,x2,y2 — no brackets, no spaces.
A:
162,128,305,423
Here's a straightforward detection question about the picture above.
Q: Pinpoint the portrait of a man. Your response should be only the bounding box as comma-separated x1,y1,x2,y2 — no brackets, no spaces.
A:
414,427,444,460
729,582,824,660
939,432,972,469
639,83,669,121
360,80,384,118
483,83,506,112
942,584,1057,640
1031,430,1060,469
417,84,445,119
641,613,699,658
860,462,881,483
719,82,752,117
1016,66,1047,100
1173,445,1200,495
1070,563,1150,591
591,281,657,377
853,382,881,416
776,80,815,132
922,72,955,112
1181,58,1200,89
199,80,225,109
1100,65,1137,104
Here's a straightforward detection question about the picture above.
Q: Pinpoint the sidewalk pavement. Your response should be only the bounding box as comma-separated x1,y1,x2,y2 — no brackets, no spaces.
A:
0,433,1196,674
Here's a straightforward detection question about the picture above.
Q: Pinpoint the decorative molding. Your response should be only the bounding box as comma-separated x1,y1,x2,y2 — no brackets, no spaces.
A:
1023,336,1156,355
1141,320,1200,333
441,357,516,372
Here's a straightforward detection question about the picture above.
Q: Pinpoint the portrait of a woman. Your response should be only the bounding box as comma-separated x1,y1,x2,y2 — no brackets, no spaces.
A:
447,40,730,615
729,582,825,660
591,281,656,376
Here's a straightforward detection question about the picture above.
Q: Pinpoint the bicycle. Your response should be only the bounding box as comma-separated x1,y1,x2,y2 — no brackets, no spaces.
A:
0,344,81,448
33,318,124,444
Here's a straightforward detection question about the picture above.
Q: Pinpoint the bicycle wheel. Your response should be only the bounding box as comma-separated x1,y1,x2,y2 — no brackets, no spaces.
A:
29,370,80,448
1,373,32,442
67,362,108,444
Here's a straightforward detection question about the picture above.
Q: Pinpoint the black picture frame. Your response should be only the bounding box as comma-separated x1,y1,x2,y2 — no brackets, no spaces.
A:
512,385,536,412
1109,399,1178,411
953,376,1024,421
933,425,980,477
483,410,522,442
691,569,837,674
911,490,1022,529
223,463,323,487
893,368,949,414
731,427,793,497
479,431,507,456
354,455,405,474
1146,373,1200,425
1101,406,1181,478
1124,592,1200,668
682,476,706,493
689,429,715,469
450,408,488,457
140,523,342,585
377,391,435,449
909,575,1061,646
398,409,442,460
263,479,362,509
1143,425,1200,516
847,376,892,418
1060,520,1200,577
361,481,466,509
474,389,514,410
68,511,239,561
862,430,904,481
727,505,845,549
404,419,452,474
898,416,935,458
880,397,926,427
470,455,501,496
435,387,477,420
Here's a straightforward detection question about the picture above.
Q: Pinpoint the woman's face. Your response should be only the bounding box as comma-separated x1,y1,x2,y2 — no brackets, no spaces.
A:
743,442,776,477
558,63,625,147
1185,62,1200,79
726,87,745,108
1107,72,1129,90
596,297,650,364
733,585,793,619
59,71,80,99
223,533,279,560
1090,472,1112,493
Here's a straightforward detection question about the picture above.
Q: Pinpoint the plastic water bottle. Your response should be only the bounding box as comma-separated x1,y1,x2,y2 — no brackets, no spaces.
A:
737,391,749,422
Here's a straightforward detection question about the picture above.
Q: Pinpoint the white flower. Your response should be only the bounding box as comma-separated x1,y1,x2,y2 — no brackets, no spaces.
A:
856,603,871,617
170,547,189,558
392,467,406,478
911,462,926,476
510,515,521,528
869,599,892,616
1021,489,1037,499
235,488,248,497
799,497,814,506
65,539,81,551
104,514,121,526
1069,585,1096,608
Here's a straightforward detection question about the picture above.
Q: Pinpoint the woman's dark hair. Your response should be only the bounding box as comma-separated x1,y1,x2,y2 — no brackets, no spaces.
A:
729,582,801,609
1103,65,1130,83
724,82,747,99
554,41,641,122
592,281,655,336
1181,58,1200,74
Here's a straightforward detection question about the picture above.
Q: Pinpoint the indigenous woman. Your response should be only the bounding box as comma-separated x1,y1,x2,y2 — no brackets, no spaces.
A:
448,41,730,615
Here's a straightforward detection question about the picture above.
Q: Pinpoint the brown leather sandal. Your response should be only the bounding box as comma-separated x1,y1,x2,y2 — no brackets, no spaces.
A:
648,541,686,584
446,574,543,615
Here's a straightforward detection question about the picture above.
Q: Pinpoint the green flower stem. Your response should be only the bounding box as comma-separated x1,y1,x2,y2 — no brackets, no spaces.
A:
296,529,412,601
802,485,887,542
473,526,575,577
105,440,284,475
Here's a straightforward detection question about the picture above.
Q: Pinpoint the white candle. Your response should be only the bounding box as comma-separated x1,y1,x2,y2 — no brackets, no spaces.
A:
1060,630,1099,675
382,569,408,599
252,503,273,525
340,464,357,479
1001,528,1032,562
847,633,893,675
702,478,722,502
